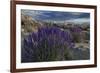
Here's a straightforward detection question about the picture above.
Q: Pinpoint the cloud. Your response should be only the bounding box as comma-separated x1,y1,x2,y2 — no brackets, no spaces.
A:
21,9,90,22
21,10,44,17
70,12,82,16
65,18,90,24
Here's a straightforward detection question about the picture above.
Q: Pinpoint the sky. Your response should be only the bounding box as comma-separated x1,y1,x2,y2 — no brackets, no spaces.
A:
21,9,90,24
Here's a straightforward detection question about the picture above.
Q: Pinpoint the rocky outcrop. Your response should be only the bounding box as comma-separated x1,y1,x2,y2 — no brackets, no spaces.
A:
21,14,41,34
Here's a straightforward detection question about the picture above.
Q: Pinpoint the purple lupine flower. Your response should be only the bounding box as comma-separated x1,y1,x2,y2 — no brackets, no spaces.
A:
22,26,75,62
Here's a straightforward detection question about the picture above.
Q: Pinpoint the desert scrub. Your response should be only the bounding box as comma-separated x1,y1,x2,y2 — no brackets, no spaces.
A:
21,26,75,62
70,26,82,43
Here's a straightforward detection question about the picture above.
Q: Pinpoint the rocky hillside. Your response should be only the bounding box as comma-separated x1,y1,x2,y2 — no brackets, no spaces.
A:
21,14,41,36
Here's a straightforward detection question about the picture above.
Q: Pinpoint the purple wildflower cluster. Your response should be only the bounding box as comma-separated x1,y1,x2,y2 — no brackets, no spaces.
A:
21,26,75,62
70,27,82,33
